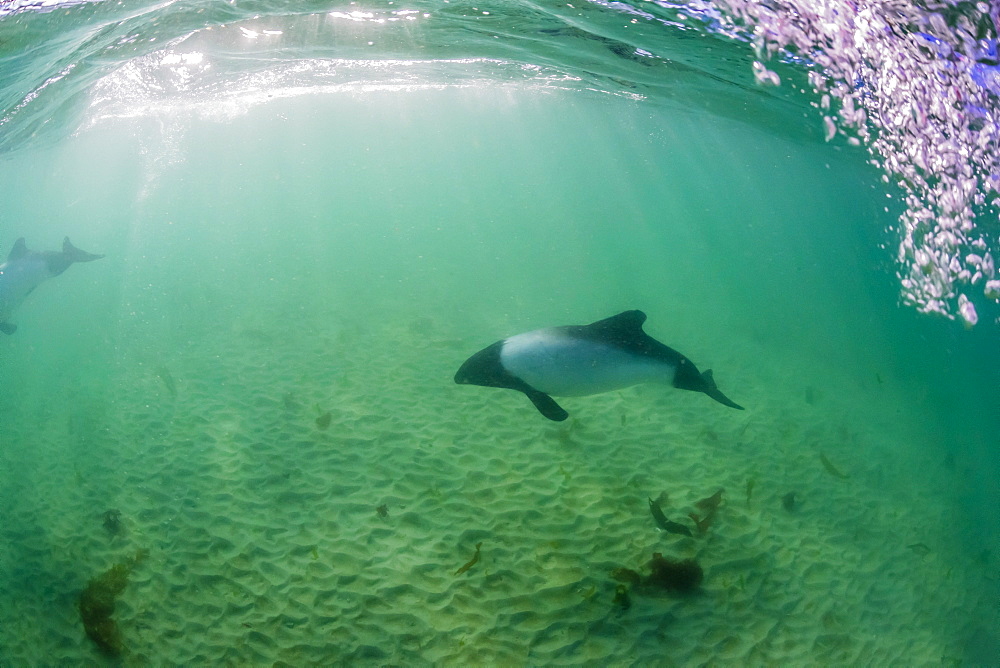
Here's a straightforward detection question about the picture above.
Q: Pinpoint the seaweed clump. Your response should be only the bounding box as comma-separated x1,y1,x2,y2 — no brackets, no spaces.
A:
689,488,724,535
646,553,703,593
78,549,148,656
610,552,704,609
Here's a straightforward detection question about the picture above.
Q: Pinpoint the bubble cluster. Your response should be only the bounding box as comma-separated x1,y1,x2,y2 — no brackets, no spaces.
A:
714,0,1000,324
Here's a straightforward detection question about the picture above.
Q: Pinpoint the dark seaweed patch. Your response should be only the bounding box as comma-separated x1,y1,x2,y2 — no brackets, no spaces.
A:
78,549,148,656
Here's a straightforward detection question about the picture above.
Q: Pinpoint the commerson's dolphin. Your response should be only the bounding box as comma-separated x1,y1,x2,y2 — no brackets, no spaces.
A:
0,237,104,335
454,310,743,421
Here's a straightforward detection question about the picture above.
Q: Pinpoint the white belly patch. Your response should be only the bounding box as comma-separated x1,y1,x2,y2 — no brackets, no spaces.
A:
500,329,673,397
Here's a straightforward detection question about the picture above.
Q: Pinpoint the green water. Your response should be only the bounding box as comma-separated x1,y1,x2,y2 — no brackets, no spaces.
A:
3,87,894,360
2,88,883,424
1,1,999,664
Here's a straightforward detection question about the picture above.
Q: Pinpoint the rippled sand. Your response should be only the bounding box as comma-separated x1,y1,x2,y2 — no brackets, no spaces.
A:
0,313,994,664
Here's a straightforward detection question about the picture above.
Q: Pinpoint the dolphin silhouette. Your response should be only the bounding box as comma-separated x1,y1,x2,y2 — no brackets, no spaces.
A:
455,310,743,421
0,237,104,335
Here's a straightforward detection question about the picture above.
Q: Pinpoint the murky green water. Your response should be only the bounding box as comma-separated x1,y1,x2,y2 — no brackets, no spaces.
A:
1,1,998,664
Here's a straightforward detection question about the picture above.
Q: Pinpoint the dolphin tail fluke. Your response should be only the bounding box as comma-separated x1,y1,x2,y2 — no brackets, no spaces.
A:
702,369,744,410
62,237,104,264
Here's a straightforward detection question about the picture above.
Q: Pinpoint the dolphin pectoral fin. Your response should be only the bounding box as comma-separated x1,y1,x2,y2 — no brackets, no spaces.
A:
0,322,17,335
523,389,569,421
702,369,744,410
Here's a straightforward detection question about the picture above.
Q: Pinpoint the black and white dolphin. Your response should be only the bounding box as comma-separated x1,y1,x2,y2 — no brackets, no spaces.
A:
0,237,104,335
454,310,743,421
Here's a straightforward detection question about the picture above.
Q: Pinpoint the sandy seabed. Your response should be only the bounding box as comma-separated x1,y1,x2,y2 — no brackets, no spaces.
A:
0,312,996,665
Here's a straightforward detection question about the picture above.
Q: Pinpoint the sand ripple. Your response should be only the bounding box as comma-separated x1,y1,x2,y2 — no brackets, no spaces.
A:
0,317,995,664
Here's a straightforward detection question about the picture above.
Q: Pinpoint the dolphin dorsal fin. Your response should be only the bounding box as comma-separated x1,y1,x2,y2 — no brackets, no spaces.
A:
7,238,27,261
579,309,691,366
584,310,648,342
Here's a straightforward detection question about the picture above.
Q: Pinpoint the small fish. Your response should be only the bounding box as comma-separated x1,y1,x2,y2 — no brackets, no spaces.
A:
689,512,712,535
819,452,849,479
315,411,332,430
662,518,694,537
686,489,724,536
241,328,274,344
781,491,797,512
156,366,177,398
102,509,123,536
282,392,300,411
648,497,693,537
610,567,641,585
695,488,724,512
648,496,670,529
745,477,755,508
454,542,482,576
612,584,631,611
